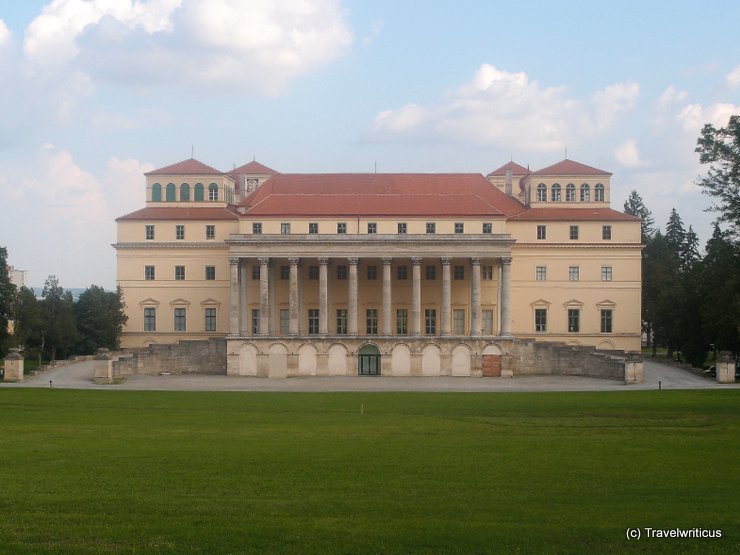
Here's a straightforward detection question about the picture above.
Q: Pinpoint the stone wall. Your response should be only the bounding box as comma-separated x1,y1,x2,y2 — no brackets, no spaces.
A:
507,340,629,380
113,338,227,376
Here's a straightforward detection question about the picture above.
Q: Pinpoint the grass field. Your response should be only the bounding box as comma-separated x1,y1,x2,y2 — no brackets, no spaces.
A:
0,389,738,554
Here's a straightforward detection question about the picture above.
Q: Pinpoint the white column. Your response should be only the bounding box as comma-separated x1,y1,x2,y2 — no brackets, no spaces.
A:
471,257,481,337
258,257,269,335
289,257,300,336
239,259,248,336
348,257,359,336
411,257,422,336
441,257,451,336
319,257,329,335
382,257,392,335
229,257,239,336
500,257,512,336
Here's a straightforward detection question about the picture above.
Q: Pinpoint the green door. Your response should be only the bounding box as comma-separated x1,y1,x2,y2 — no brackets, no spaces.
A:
358,344,381,376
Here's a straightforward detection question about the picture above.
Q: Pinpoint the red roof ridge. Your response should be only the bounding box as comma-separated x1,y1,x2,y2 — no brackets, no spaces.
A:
116,206,239,221
145,158,224,176
532,159,612,176
486,161,529,177
231,160,278,175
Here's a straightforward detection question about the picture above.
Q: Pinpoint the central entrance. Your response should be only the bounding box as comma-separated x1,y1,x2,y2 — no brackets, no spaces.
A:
358,344,381,376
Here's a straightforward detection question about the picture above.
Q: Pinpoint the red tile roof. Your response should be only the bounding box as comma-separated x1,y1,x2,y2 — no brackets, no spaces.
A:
116,207,239,222
231,160,278,175
508,207,639,222
486,161,529,177
532,159,611,176
145,158,224,176
239,173,526,217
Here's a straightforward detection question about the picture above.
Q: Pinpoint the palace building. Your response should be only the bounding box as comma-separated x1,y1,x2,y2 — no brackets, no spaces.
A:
114,157,642,377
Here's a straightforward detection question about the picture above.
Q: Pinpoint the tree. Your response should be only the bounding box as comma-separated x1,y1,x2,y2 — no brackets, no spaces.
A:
75,285,128,354
696,114,740,235
680,225,701,271
623,190,655,242
41,275,78,361
11,286,43,356
665,208,686,254
0,246,17,356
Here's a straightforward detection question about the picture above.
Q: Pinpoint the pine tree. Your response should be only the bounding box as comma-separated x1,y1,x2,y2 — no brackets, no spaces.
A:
0,246,17,356
41,275,78,361
665,208,686,254
623,190,655,242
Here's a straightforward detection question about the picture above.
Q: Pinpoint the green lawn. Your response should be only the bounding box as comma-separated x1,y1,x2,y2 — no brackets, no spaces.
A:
0,389,738,554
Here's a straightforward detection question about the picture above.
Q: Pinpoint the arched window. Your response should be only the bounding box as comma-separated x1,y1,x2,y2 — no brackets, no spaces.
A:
194,183,204,202
151,183,162,202
536,183,547,202
180,183,190,202
566,183,576,202
595,183,605,202
580,183,590,202
208,183,219,201
551,183,561,202
166,183,176,202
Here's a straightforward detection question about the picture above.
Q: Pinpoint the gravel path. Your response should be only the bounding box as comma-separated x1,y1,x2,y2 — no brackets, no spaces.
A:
2,359,737,392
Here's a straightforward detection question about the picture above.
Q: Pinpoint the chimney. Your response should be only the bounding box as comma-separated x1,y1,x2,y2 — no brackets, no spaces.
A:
505,168,513,196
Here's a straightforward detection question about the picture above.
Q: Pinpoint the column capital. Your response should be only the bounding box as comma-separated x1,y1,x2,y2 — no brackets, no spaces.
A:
348,257,359,266
288,257,300,266
381,257,393,266
258,257,270,266
229,256,239,266
411,256,423,265
470,257,481,266
440,257,451,265
318,257,330,265
501,257,512,265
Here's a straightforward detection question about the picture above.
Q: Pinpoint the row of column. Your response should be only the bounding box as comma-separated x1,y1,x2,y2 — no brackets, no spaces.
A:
230,256,512,337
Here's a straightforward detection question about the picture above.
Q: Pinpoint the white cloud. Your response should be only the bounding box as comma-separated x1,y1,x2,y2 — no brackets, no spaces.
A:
678,102,740,132
727,65,740,88
614,139,646,168
371,64,639,152
362,18,383,45
0,19,11,46
23,0,352,94
656,85,688,111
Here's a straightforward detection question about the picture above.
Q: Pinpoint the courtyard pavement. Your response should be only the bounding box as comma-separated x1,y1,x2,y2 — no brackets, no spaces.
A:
2,359,738,392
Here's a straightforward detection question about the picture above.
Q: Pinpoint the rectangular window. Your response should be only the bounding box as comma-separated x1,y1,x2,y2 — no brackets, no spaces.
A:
454,265,465,280
205,308,217,332
366,309,378,335
336,309,347,335
569,266,579,281
175,265,185,280
367,223,377,234
308,309,319,335
205,225,215,240
602,225,612,240
144,307,156,332
145,265,155,281
280,266,289,280
535,266,547,281
537,225,546,240
454,222,464,234
425,265,436,280
535,309,547,332
483,310,494,335
397,266,407,280
337,222,347,234
280,223,290,234
601,266,613,281
205,266,215,280
482,222,492,234
398,223,407,234
425,309,437,335
337,265,347,280
308,222,318,234
426,222,436,234
366,265,377,280
251,265,260,280
482,265,493,280
568,309,580,332
308,265,319,280
453,309,465,335
570,225,579,240
280,309,289,335
176,225,185,240
252,309,260,335
145,225,154,240
252,222,262,234
174,308,186,332
601,309,613,333
396,309,408,335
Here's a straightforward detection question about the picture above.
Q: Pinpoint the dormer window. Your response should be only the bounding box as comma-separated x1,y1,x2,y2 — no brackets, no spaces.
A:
151,183,162,202
166,183,176,202
194,183,204,201
580,184,590,202
595,183,605,202
566,183,575,202
551,184,561,202
180,183,190,201
208,183,218,201
536,183,547,202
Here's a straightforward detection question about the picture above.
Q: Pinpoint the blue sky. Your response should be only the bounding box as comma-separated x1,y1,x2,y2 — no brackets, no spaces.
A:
0,0,738,287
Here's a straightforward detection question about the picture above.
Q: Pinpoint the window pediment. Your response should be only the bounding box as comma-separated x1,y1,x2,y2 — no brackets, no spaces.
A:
563,299,583,308
170,298,191,307
139,298,159,307
531,299,551,308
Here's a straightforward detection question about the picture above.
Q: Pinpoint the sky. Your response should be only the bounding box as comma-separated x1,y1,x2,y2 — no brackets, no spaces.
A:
0,0,738,289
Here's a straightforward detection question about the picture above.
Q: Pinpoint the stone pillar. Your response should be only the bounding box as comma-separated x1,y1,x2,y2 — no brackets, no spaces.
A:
441,257,451,336
319,257,329,335
382,257,393,335
289,257,300,336
411,257,422,336
259,257,270,335
471,257,481,337
3,348,24,382
92,347,114,384
500,257,512,337
239,260,248,336
624,352,644,384
717,351,736,384
348,257,359,336
229,257,239,336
